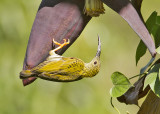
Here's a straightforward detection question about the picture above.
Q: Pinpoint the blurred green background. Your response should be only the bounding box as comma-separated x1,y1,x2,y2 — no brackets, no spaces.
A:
0,0,160,114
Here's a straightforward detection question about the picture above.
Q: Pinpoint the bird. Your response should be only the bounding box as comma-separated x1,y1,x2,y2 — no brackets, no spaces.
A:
20,36,101,82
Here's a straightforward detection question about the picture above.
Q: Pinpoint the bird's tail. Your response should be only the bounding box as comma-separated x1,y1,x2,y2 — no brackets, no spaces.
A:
20,70,36,79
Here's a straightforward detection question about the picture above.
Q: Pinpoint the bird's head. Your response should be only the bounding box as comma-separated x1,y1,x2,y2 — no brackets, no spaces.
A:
92,35,101,70
91,35,101,68
84,36,101,77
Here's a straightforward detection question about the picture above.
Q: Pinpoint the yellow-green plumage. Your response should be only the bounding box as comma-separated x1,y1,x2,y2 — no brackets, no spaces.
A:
20,36,101,82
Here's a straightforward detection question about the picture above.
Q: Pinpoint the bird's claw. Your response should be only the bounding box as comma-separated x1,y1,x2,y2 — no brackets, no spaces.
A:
52,38,70,46
49,38,70,55
63,39,70,45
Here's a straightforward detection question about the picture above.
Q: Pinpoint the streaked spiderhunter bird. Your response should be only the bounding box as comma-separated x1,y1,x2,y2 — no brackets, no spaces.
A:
21,0,156,86
20,36,101,82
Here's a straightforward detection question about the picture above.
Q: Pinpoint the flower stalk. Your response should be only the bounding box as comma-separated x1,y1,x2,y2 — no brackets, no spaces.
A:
84,0,105,17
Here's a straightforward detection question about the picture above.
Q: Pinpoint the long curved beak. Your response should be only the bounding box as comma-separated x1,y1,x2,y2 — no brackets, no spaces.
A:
96,35,101,57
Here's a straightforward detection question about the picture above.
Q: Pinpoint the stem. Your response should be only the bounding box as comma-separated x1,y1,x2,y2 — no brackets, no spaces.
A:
129,73,147,80
110,97,121,114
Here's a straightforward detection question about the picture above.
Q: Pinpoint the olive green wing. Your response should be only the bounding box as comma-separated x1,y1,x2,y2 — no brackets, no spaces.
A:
31,57,84,75
57,57,85,75
31,58,64,73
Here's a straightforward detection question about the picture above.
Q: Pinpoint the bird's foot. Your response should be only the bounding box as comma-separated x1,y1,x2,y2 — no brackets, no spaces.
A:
49,38,70,55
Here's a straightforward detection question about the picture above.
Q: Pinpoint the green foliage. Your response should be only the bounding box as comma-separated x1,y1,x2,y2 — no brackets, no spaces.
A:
153,27,160,48
136,11,160,97
110,72,132,97
146,11,157,33
152,76,160,97
110,11,160,110
151,14,160,48
156,46,160,54
136,11,160,65
143,73,157,90
136,40,147,65
143,64,160,97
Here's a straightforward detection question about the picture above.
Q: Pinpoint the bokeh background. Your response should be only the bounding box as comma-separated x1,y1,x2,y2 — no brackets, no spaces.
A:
0,0,160,114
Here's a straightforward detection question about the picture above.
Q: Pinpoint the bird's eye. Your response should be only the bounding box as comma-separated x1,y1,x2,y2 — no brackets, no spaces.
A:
94,61,97,65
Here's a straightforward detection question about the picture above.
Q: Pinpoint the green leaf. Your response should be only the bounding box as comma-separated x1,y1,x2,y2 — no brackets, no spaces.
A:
110,72,132,97
144,63,160,89
156,46,160,54
151,24,159,36
156,16,160,25
153,27,160,48
143,72,157,90
146,11,157,33
159,67,160,79
151,14,160,48
152,76,160,97
136,40,147,65
143,64,160,97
